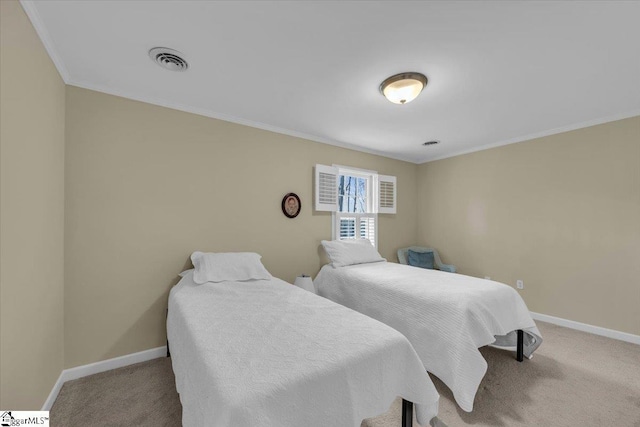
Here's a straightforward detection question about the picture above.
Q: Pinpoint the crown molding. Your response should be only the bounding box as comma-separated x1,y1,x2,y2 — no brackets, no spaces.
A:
20,0,71,83
67,79,418,164
17,0,640,166
67,79,640,166
419,109,640,164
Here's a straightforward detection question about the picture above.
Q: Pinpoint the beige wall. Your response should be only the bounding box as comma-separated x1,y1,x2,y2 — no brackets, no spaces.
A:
418,116,640,335
0,1,66,409
3,0,638,401
64,86,419,367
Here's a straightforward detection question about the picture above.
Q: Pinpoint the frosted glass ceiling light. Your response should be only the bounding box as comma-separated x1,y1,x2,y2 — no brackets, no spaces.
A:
380,72,427,104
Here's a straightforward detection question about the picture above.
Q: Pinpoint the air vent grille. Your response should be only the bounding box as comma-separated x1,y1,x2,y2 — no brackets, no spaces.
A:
149,47,188,71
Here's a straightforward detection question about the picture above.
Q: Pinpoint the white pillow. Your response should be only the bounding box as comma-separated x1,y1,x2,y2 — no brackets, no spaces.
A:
190,252,272,284
321,239,386,268
178,269,194,278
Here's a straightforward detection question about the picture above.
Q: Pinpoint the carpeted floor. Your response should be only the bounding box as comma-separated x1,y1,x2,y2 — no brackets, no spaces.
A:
51,321,640,427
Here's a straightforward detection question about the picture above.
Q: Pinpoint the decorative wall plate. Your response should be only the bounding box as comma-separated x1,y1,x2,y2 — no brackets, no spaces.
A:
282,193,301,218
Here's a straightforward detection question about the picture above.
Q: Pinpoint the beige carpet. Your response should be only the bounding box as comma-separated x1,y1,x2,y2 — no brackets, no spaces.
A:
51,321,640,426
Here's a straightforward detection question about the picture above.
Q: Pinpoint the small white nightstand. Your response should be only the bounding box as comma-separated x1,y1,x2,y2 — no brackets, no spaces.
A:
294,275,315,293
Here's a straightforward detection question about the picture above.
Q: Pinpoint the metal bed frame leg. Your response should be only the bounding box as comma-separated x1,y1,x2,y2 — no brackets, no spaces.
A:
402,399,413,427
400,331,523,426
516,329,524,362
166,308,171,358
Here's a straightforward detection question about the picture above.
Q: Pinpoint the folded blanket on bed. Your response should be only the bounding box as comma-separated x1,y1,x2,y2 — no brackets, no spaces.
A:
315,262,542,412
168,271,440,427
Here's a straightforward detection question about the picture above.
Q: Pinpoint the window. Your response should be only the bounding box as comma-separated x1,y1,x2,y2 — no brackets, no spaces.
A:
315,164,397,248
335,169,376,245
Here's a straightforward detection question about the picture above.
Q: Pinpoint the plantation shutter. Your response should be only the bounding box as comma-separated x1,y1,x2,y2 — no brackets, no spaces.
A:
337,215,357,239
315,164,338,212
359,215,377,247
335,213,377,248
377,174,397,214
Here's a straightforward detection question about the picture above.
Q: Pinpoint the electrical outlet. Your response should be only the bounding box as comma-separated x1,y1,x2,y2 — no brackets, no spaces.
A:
484,276,491,280
516,280,524,289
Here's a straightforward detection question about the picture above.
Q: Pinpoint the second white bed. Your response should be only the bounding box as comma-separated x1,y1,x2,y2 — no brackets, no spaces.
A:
315,261,542,412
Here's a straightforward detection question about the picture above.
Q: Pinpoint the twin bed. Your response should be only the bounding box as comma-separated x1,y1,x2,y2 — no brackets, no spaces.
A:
315,252,542,412
168,243,541,426
317,239,541,412
167,252,440,427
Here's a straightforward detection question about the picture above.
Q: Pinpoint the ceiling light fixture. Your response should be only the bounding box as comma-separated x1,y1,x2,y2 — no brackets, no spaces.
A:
380,72,427,104
149,47,188,71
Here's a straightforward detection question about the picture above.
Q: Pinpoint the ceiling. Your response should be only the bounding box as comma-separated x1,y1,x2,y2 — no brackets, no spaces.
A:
22,1,640,164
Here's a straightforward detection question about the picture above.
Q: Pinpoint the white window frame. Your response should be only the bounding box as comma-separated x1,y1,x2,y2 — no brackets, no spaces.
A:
315,163,397,250
332,165,378,248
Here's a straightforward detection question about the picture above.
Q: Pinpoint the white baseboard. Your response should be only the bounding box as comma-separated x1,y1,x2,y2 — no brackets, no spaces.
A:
41,313,638,410
42,346,167,410
41,373,65,412
531,312,640,345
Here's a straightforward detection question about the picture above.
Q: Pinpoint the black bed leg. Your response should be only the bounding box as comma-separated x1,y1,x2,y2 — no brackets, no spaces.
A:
166,308,171,358
401,399,413,427
516,329,524,362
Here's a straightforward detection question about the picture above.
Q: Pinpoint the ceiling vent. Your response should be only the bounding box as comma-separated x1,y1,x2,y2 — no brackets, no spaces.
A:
149,47,188,71
422,140,439,146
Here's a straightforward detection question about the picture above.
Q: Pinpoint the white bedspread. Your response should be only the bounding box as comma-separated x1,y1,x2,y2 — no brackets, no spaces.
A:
315,262,542,412
167,271,439,427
